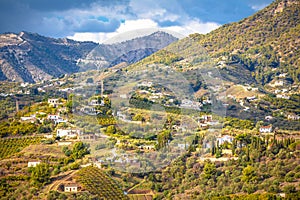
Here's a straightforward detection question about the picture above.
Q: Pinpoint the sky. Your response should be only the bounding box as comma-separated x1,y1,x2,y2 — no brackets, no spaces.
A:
0,0,273,43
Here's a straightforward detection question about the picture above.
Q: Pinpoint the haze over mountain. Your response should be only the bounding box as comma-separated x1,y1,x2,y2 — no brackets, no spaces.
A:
0,31,178,83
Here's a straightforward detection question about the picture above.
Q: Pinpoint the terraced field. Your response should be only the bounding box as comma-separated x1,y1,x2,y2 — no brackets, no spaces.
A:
76,166,129,200
0,136,43,159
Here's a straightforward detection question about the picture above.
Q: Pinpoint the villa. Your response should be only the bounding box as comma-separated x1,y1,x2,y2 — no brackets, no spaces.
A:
259,125,272,133
56,128,81,139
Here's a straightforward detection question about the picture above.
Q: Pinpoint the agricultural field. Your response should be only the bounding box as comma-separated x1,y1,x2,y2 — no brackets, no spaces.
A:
75,166,129,200
0,136,43,159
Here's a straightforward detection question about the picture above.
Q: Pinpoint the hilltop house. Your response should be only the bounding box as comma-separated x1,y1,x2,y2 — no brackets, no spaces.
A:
246,96,256,101
64,183,79,192
287,114,300,121
180,99,202,110
47,114,67,124
200,115,213,123
137,81,153,87
89,99,104,106
259,125,272,133
56,128,81,139
80,106,97,115
28,161,40,167
21,115,36,123
48,98,61,107
139,145,155,150
217,135,234,145
276,94,290,99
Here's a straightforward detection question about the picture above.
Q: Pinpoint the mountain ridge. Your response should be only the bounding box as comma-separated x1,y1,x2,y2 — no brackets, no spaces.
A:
0,31,178,83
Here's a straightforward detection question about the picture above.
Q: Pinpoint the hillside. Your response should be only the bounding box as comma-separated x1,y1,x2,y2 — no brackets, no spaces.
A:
128,0,299,87
194,0,300,85
0,31,178,83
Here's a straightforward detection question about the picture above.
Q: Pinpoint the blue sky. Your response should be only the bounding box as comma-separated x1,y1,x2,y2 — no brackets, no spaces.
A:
0,0,273,43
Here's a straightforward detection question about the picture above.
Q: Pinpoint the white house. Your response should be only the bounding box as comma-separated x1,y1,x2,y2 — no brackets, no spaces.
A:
47,114,67,124
200,115,213,123
217,135,234,145
64,183,78,192
274,80,284,87
89,99,104,106
259,125,272,133
56,128,81,139
265,116,273,121
28,161,40,167
139,145,155,150
47,114,60,120
80,106,97,115
287,114,300,121
21,115,36,122
116,111,127,120
180,99,201,110
246,96,256,101
138,81,153,87
275,89,281,94
276,94,290,99
48,98,60,107
278,73,287,78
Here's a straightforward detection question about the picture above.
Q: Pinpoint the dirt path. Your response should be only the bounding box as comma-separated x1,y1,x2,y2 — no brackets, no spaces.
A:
46,170,77,192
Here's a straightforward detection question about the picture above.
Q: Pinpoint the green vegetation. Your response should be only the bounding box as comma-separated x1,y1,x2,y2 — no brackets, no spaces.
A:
29,163,50,187
76,166,129,200
149,134,300,199
62,141,90,162
0,136,43,159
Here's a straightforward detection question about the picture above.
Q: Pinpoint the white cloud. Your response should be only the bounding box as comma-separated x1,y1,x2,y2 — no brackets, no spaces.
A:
250,4,268,11
117,19,158,32
68,19,159,43
165,19,220,36
66,1,220,43
67,18,220,43
67,32,117,43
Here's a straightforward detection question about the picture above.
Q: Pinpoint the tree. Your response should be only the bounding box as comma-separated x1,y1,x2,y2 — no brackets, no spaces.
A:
242,165,257,183
132,113,144,121
157,130,172,149
30,163,50,187
106,125,116,134
72,141,90,159
203,160,217,180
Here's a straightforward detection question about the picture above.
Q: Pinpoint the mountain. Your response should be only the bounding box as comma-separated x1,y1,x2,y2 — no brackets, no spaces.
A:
194,0,300,85
131,0,299,87
77,31,179,71
0,31,178,83
0,32,97,83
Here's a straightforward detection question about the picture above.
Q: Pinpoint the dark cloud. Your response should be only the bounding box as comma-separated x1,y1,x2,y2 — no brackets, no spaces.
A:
0,0,129,37
177,0,256,24
0,0,273,38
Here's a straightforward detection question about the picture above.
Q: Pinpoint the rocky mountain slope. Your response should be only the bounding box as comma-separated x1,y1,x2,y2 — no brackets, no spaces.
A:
0,32,97,83
0,31,178,83
77,31,178,71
